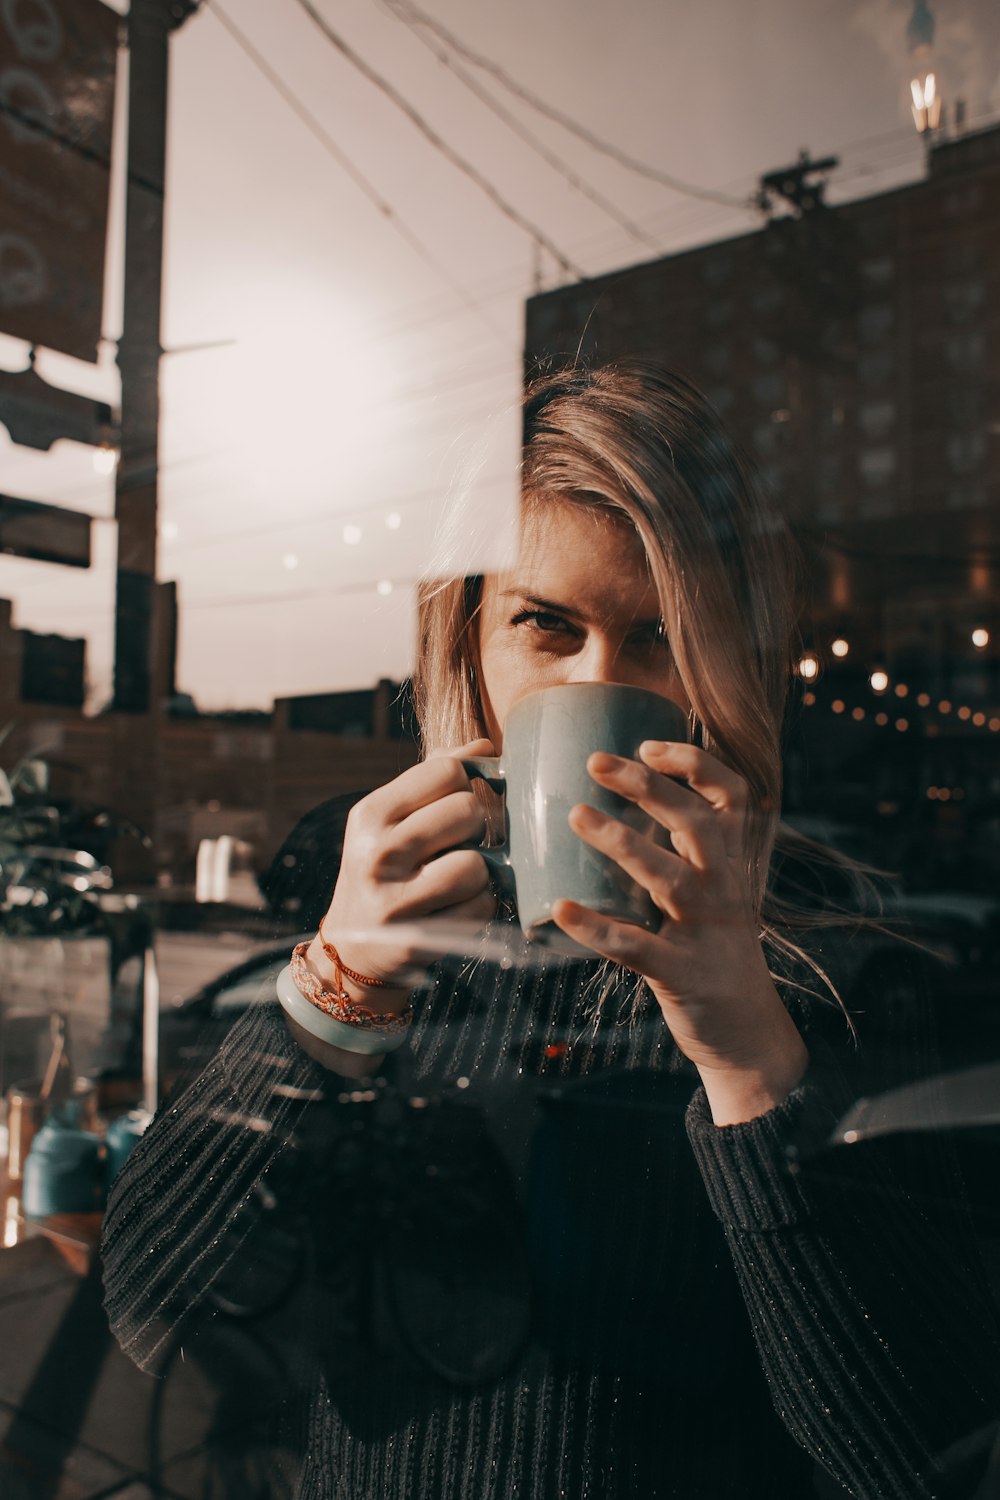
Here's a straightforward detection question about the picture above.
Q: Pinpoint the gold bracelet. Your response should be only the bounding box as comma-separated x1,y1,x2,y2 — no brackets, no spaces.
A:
318,928,390,989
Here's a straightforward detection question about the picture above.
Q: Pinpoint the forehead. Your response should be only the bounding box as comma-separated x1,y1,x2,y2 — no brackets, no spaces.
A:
502,501,656,596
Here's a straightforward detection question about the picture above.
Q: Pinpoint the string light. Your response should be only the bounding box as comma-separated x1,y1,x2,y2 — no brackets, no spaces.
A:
917,693,930,707
832,699,845,714
831,638,849,658
870,669,889,693
385,512,402,530
894,683,909,698
851,707,865,721
972,627,989,649
803,691,816,706
957,706,971,721
875,712,889,726
797,653,819,681
343,524,362,544
895,718,909,732
376,579,394,596
973,712,986,727
283,553,299,570
938,700,952,714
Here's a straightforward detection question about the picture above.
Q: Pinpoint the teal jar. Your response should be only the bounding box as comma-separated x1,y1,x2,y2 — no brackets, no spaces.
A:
22,1121,105,1218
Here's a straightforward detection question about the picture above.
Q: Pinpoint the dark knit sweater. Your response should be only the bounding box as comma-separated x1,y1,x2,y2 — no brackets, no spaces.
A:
102,803,1000,1500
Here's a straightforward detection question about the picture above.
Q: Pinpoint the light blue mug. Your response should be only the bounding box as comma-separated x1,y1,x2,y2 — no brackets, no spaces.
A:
462,682,689,957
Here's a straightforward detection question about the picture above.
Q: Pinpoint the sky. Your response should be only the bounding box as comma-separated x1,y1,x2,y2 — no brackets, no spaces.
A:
1,0,999,712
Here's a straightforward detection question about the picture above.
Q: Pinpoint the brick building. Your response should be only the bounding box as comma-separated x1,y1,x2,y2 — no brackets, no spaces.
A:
525,125,1000,881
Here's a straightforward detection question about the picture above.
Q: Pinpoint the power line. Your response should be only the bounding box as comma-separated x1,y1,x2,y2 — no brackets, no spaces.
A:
290,0,584,280
205,0,512,348
387,4,661,254
381,0,750,212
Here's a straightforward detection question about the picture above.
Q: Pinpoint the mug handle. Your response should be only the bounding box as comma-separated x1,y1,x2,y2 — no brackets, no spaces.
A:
460,756,517,901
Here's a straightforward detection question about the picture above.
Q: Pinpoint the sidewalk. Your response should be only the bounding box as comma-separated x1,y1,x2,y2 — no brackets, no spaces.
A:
0,1232,289,1500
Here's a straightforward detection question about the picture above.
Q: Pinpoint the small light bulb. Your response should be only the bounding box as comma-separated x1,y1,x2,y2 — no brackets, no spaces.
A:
283,553,299,570
831,638,849,658
972,627,989,649
385,512,402,530
343,524,362,545
869,670,889,693
376,579,393,596
797,654,819,681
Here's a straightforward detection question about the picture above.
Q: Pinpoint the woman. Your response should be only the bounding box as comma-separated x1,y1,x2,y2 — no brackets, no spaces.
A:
103,363,999,1499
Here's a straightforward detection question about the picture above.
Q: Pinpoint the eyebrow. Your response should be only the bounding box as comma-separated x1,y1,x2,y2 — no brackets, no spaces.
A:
499,589,663,630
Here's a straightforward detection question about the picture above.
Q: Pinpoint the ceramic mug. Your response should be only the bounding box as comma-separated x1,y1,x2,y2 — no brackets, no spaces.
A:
462,682,689,957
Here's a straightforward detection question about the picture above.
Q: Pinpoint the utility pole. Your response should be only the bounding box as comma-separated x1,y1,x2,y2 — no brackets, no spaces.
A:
111,0,197,877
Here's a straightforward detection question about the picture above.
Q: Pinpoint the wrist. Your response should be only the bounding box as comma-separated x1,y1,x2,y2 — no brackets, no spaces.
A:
306,932,412,1013
697,1032,810,1126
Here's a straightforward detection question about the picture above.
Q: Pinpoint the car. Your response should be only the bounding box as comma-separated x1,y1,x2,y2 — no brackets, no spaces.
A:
156,940,303,1093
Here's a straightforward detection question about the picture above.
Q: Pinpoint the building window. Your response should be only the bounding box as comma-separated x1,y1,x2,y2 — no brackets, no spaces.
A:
946,482,986,510
945,280,985,323
944,332,986,372
704,343,732,376
703,299,733,328
858,303,893,344
752,422,779,457
751,371,784,406
859,447,897,486
861,256,894,287
706,385,734,414
947,431,986,474
859,400,895,439
750,282,783,314
702,253,734,285
859,350,893,387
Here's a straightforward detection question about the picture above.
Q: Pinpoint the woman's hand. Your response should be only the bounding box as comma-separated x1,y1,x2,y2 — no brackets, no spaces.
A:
308,739,498,1008
551,740,808,1125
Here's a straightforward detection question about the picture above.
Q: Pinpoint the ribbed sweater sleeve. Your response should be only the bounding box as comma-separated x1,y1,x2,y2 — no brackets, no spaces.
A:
101,999,325,1373
686,1027,1000,1500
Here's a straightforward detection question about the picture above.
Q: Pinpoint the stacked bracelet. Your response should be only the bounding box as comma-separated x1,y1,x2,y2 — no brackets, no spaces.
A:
288,942,413,1032
276,964,411,1055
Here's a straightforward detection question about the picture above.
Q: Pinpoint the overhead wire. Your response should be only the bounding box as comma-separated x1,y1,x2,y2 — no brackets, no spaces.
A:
380,0,751,211
290,0,584,280
385,4,662,254
205,0,514,349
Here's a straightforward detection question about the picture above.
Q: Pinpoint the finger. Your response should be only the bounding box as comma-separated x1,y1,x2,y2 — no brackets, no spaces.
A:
550,898,665,975
637,741,750,815
568,803,689,919
427,737,495,763
375,790,485,875
399,848,492,918
356,741,495,828
585,753,727,871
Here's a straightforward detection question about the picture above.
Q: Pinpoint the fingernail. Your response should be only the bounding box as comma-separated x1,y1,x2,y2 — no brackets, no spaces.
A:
571,802,601,826
589,751,624,772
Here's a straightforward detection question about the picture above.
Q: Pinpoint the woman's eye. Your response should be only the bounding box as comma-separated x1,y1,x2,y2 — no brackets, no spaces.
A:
511,609,571,635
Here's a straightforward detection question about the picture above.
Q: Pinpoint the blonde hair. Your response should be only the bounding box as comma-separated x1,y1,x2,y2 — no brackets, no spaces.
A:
416,361,798,930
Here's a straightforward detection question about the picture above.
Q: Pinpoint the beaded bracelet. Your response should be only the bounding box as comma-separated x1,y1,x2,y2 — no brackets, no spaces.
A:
288,942,413,1034
276,965,410,1055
